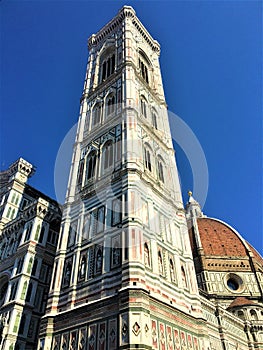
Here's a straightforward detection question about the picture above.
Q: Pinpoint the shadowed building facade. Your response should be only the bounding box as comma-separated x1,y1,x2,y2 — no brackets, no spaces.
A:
0,158,62,350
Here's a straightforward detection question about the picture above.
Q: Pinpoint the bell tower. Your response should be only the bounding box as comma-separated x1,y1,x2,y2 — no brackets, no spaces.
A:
39,6,208,350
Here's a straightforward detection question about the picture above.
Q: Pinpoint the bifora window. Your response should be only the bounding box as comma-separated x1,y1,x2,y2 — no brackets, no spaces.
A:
140,97,147,118
103,141,114,170
86,151,97,181
106,95,115,117
139,50,150,84
144,145,152,172
92,103,102,126
100,49,115,82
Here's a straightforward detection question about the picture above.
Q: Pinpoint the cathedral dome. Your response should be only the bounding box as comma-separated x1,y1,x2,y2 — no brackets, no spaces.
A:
195,217,263,267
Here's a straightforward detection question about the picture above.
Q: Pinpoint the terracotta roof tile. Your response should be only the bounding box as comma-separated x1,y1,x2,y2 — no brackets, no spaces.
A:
197,218,248,257
227,297,256,309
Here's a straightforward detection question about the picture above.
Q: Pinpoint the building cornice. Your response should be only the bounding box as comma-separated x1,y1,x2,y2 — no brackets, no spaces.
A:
88,6,160,54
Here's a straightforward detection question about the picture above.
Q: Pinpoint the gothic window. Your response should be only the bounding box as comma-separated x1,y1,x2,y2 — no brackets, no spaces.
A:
92,103,102,126
95,247,103,275
21,281,28,300
140,97,147,118
77,160,84,187
117,87,122,109
63,260,72,287
17,256,24,274
250,310,258,320
143,145,152,172
86,151,97,181
169,259,175,282
139,54,149,84
9,281,18,301
97,206,105,233
27,257,33,273
157,158,164,183
26,282,33,302
115,136,122,163
144,243,150,267
103,141,114,171
111,236,121,268
67,224,77,247
106,95,115,117
25,223,32,241
181,266,188,288
82,214,91,241
11,208,15,219
152,109,158,129
79,255,87,280
13,312,21,333
158,251,164,275
34,224,41,240
100,52,115,82
112,197,122,226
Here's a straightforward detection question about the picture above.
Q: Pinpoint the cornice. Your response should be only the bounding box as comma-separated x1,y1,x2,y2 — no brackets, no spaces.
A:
88,6,160,54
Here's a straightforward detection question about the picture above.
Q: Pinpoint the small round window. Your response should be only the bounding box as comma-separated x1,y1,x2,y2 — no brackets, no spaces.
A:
225,273,244,293
227,278,239,291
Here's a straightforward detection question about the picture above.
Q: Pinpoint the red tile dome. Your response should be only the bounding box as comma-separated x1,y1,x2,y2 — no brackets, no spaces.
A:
195,217,263,266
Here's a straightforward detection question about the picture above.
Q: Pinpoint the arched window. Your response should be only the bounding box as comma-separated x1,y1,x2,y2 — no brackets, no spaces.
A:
79,255,86,280
103,141,114,170
63,261,72,287
86,151,97,181
237,310,245,320
77,160,84,187
144,243,150,267
138,51,150,84
158,251,164,275
95,247,103,275
112,242,121,267
9,281,18,301
140,97,147,118
157,159,164,183
169,259,175,282
27,257,33,273
100,52,115,82
152,109,158,129
26,282,33,302
106,95,115,117
92,103,102,126
181,266,188,288
67,224,77,247
250,310,258,320
34,224,41,240
144,145,152,172
25,223,32,241
21,281,28,300
17,256,24,274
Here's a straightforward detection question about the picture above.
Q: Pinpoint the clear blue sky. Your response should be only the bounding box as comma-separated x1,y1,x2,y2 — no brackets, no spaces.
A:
1,1,262,254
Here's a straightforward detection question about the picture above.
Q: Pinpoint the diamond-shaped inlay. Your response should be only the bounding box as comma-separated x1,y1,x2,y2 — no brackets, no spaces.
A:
110,328,116,343
122,323,128,337
145,324,149,334
99,330,106,344
132,322,141,336
89,334,95,346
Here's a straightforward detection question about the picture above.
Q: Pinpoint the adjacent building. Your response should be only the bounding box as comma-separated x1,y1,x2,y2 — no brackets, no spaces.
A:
0,158,61,350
